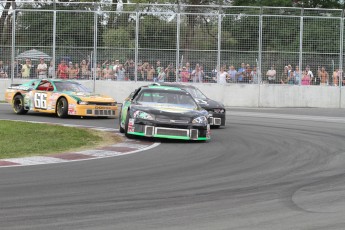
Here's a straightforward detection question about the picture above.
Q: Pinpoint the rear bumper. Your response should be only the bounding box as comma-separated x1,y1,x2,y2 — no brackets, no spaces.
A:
208,113,226,126
70,105,118,117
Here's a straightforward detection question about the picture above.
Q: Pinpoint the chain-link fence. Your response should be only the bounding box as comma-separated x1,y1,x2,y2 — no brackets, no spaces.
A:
0,2,344,86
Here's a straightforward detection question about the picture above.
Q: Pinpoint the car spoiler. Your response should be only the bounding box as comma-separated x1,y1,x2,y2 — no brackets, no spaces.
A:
10,84,21,87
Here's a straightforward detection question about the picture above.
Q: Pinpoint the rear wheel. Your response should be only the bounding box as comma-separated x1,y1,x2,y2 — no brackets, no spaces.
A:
13,95,28,115
56,98,68,118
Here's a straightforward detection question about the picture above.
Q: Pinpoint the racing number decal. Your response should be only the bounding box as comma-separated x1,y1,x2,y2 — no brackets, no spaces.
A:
34,93,48,109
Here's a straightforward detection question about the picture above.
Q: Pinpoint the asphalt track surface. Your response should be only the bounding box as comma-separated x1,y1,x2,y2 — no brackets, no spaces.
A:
1,103,345,230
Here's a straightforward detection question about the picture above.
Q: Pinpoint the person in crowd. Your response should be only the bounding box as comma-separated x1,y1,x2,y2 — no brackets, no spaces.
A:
251,66,258,84
36,58,48,79
191,63,203,83
280,66,289,84
57,59,68,79
301,70,311,85
319,66,329,85
199,65,206,82
228,65,237,83
96,63,103,80
21,59,32,79
102,64,114,80
74,63,80,79
293,66,301,85
126,60,135,81
243,64,252,83
67,62,78,79
137,63,144,81
155,60,162,82
112,59,120,80
185,62,192,75
266,64,276,84
12,60,22,78
305,65,315,85
180,66,190,82
0,60,8,78
146,64,155,81
80,59,90,79
165,63,175,82
333,68,339,86
48,61,55,78
157,66,166,82
236,63,246,83
218,66,230,85
116,64,126,81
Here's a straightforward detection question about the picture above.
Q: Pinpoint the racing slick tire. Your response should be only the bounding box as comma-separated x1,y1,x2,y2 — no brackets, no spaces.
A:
13,94,28,115
124,111,133,138
119,110,125,133
56,97,68,118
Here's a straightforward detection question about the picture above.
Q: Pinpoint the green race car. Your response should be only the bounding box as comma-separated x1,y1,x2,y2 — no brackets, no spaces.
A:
118,85,210,141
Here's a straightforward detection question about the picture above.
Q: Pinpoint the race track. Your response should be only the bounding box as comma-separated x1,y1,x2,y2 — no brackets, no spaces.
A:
1,103,345,230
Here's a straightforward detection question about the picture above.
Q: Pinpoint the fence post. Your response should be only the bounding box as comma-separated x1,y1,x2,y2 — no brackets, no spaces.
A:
53,1,57,78
176,5,181,82
217,7,221,84
258,7,263,84
298,8,304,86
10,2,16,83
339,10,344,107
135,4,139,82
93,3,98,92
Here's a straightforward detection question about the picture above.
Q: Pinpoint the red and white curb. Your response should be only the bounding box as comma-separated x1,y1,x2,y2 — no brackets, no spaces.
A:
0,121,160,168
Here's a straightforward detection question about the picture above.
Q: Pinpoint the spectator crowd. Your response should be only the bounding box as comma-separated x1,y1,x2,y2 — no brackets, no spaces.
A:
1,58,345,86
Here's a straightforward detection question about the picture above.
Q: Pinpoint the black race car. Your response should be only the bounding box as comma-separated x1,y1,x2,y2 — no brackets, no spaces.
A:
118,85,210,141
153,83,226,128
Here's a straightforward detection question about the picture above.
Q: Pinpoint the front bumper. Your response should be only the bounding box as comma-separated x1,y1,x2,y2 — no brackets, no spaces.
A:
127,118,210,141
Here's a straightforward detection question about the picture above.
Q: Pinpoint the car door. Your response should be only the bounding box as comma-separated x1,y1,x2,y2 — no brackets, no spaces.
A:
32,80,56,113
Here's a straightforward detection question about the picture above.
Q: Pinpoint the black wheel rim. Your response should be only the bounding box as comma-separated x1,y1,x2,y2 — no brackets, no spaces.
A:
13,98,22,112
57,100,64,116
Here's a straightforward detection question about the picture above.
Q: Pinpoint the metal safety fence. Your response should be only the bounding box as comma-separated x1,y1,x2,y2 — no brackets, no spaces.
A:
0,2,345,87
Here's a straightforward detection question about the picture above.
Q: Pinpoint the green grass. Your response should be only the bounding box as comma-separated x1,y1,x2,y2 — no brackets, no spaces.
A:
0,120,122,159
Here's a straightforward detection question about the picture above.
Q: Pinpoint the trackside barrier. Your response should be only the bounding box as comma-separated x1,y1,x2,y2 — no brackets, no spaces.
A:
1,79,344,108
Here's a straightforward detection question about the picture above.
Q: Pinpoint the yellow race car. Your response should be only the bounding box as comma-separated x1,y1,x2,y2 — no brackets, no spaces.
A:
5,79,118,118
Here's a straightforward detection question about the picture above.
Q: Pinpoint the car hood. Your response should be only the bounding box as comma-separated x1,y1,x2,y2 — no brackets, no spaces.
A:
194,98,224,110
65,92,115,102
131,103,208,117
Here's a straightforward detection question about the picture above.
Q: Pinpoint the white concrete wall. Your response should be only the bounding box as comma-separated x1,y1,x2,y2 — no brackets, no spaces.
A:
1,79,344,108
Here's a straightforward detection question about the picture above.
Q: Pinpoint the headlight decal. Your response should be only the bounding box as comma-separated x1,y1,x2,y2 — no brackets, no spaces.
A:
192,116,208,124
133,110,155,120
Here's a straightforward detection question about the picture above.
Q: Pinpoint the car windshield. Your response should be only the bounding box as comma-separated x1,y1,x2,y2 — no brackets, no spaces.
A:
136,90,198,109
183,87,207,100
54,81,91,92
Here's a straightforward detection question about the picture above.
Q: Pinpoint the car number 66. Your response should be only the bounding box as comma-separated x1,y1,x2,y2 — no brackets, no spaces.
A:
34,93,47,109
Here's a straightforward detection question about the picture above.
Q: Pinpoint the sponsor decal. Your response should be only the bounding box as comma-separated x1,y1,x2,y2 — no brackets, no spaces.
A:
95,106,111,110
13,86,31,91
128,118,135,132
68,104,76,115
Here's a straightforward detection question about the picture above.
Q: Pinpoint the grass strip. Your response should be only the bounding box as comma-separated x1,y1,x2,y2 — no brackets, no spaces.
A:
0,120,122,159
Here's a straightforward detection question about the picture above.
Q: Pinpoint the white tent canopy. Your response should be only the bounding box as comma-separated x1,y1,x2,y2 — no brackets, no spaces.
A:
16,49,52,61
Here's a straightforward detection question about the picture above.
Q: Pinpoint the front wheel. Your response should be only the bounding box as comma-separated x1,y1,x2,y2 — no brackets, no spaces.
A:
119,110,125,133
124,111,133,138
56,98,68,118
13,95,28,115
